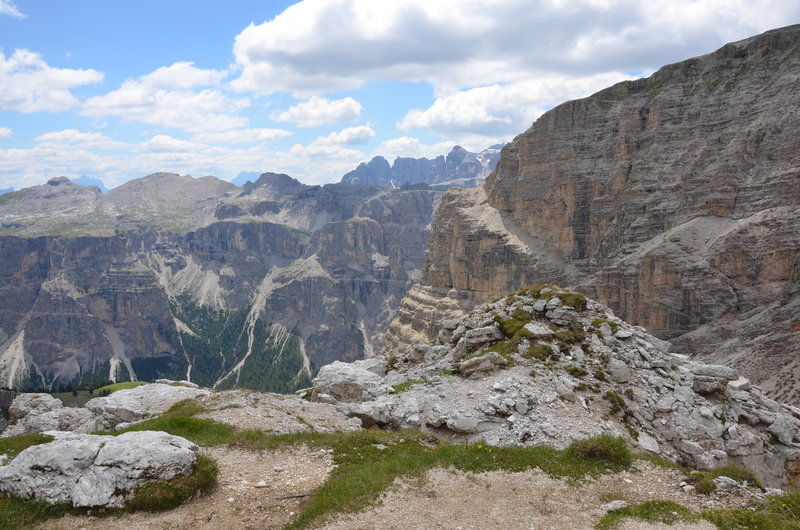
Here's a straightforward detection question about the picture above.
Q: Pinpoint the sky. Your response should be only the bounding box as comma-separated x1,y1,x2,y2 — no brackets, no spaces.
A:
0,0,798,190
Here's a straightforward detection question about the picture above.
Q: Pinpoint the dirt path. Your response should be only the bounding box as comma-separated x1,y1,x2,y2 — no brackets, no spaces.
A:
38,448,764,530
38,444,333,530
33,390,764,529
314,461,743,530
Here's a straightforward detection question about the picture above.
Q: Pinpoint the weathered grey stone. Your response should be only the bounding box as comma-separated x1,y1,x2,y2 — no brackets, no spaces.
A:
86,383,210,431
0,431,197,508
8,394,62,422
769,415,798,445
463,326,504,350
458,352,508,377
601,500,629,512
693,376,729,394
545,308,579,326
729,376,752,391
524,322,553,335
637,432,660,453
598,323,614,339
353,358,388,376
312,361,390,403
3,394,98,437
689,363,738,381
607,359,631,383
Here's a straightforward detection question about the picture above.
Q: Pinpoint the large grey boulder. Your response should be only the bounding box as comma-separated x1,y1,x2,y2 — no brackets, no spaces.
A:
312,361,391,402
3,394,98,437
0,430,198,507
86,383,210,430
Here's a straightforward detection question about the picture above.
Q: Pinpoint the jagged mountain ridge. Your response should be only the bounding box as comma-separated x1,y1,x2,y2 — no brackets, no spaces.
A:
341,144,503,189
0,172,441,392
383,25,800,404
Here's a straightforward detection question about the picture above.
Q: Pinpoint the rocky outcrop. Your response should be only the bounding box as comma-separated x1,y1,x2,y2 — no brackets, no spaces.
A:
1,383,210,436
0,430,197,507
321,286,800,487
383,25,800,403
0,175,439,393
341,145,503,188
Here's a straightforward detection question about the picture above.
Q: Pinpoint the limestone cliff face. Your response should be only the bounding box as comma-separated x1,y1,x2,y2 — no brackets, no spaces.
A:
0,175,440,392
384,25,800,403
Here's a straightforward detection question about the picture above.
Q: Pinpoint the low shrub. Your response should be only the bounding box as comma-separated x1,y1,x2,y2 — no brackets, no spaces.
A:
566,434,632,470
525,343,554,361
390,380,426,394
566,365,589,378
556,292,587,312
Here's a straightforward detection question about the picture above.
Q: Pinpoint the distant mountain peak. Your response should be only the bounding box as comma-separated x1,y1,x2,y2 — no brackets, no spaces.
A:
340,144,504,189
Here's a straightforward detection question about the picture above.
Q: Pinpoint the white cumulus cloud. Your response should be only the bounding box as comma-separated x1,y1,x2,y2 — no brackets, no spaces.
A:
0,49,103,112
0,0,25,18
231,0,800,96
398,71,636,137
0,127,12,139
313,124,375,146
192,128,293,145
271,96,362,127
82,62,248,133
134,135,206,153
34,129,128,149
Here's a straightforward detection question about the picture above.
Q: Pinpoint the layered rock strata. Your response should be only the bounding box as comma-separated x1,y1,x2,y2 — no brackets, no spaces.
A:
383,25,800,403
319,286,800,487
0,173,439,392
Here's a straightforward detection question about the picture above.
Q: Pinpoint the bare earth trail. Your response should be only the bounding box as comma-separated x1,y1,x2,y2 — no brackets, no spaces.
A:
36,391,759,530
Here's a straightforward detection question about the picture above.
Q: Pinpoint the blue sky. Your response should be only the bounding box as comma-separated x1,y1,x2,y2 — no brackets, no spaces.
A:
0,0,798,190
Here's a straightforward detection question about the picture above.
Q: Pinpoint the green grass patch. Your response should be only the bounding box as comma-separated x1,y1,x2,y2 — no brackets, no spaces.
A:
390,380,426,394
283,432,635,529
493,308,533,337
566,434,632,471
524,343,554,361
0,497,78,530
0,433,55,460
597,500,699,529
604,391,626,415
566,365,589,378
688,464,765,494
634,452,683,470
701,490,800,529
591,318,620,332
114,415,237,446
96,381,149,394
125,453,218,512
517,284,554,299
556,292,587,312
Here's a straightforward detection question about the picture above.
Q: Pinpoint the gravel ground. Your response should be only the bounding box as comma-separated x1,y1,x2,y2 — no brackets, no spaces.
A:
33,389,770,529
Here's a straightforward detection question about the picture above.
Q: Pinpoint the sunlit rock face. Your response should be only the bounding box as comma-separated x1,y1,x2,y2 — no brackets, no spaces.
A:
383,25,800,404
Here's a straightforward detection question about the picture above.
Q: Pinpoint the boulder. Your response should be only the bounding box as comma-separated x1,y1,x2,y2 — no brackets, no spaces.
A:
8,394,62,422
0,431,197,508
312,361,391,402
3,395,98,437
689,363,738,381
86,383,210,430
458,352,508,377
463,326,504,351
